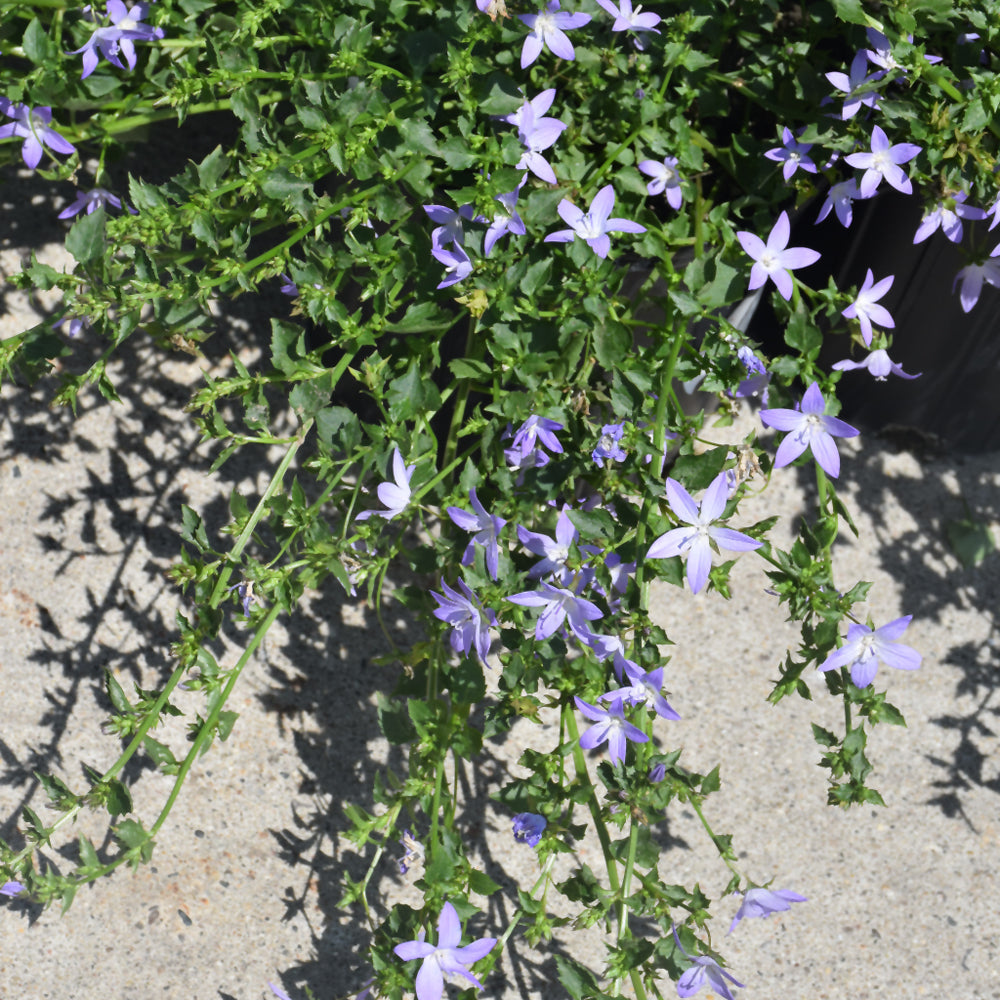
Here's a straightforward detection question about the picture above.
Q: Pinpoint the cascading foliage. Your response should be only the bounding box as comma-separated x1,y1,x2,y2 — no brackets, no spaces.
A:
2,1,997,998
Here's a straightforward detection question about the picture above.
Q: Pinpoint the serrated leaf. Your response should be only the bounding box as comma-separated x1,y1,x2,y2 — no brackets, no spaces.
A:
142,736,178,770
196,145,229,188
105,670,131,714
106,780,133,817
180,505,209,551
22,18,51,64
65,208,106,264
946,517,995,569
216,710,239,741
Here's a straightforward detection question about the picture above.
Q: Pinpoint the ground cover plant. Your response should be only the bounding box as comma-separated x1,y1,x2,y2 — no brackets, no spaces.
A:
2,0,999,997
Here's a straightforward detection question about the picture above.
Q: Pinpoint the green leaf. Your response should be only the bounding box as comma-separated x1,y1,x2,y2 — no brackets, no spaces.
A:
66,208,107,264
216,710,239,741
105,670,132,714
469,869,503,896
377,693,416,744
142,736,178,771
22,18,51,64
567,508,617,540
830,0,873,26
261,167,310,200
106,780,133,817
115,819,155,865
386,301,454,334
180,505,210,551
520,257,553,298
387,362,442,420
196,145,229,188
946,516,995,569
77,834,100,870
289,372,336,421
449,357,492,380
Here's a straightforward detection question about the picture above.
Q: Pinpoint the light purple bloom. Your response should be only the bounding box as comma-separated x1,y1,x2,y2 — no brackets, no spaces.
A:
431,578,497,664
953,253,1000,312
512,812,547,847
673,925,744,1000
833,348,920,381
825,51,883,120
600,658,681,722
507,583,603,642
815,178,866,228
544,184,647,259
484,186,527,256
646,472,762,594
574,696,649,765
507,415,564,463
865,27,941,73
913,192,987,244
592,422,628,467
394,901,496,1000
517,508,584,582
515,104,567,184
503,89,557,128
268,983,293,1000
728,888,808,934
842,268,894,346
736,211,820,301
604,552,635,594
759,382,860,479
845,125,921,198
58,187,124,219
764,127,817,181
52,314,89,339
1,881,25,897
447,488,506,580
398,829,425,875
68,1,164,79
356,447,415,521
819,615,921,688
733,346,770,401
424,203,477,249
518,1,591,68
0,103,76,170
595,0,661,49
279,274,298,296
431,244,473,289
638,156,683,209
987,195,1000,231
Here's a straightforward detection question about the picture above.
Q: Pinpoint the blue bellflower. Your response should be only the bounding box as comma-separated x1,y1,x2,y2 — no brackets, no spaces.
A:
394,901,496,1000
764,127,818,181
845,125,921,197
736,211,820,301
842,268,895,346
512,812,547,847
672,925,744,1000
447,488,506,580
68,1,164,80
818,615,922,688
574,696,649,765
759,382,859,478
638,156,683,208
58,187,126,219
518,1,591,68
646,473,762,594
595,0,661,49
356,447,415,521
431,579,497,664
545,184,646,259
0,101,76,170
728,887,808,934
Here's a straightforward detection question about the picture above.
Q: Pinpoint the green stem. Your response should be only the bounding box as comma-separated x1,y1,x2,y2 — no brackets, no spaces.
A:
150,601,282,836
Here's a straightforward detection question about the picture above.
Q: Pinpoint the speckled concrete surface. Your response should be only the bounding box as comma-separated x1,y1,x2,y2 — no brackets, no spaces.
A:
3,216,1000,998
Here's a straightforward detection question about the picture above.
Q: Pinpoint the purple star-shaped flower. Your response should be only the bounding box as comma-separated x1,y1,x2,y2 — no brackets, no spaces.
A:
356,447,415,520
58,187,125,220
595,0,661,50
516,104,567,185
592,422,628,467
1,881,25,897
736,211,820,301
953,251,1000,312
646,472,762,594
845,125,921,198
512,812,547,847
431,244,473,289
507,582,603,641
600,658,681,722
0,103,76,170
815,178,867,228
825,51,883,120
506,415,564,466
819,615,921,688
517,508,583,583
447,488,506,580
672,925,744,1000
431,578,497,664
842,268,894,346
502,89,557,128
394,902,496,1000
638,156,683,209
759,382,860,478
764,127,817,181
484,185,527,256
68,1,164,79
518,0,591,68
833,348,919,381
728,888,808,934
544,184,647,259
574,696,649,765
913,192,987,244
423,203,478,249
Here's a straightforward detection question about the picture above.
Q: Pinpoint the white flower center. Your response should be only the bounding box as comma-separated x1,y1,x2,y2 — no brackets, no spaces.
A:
576,213,602,240
759,250,778,271
871,150,889,173
535,11,556,34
